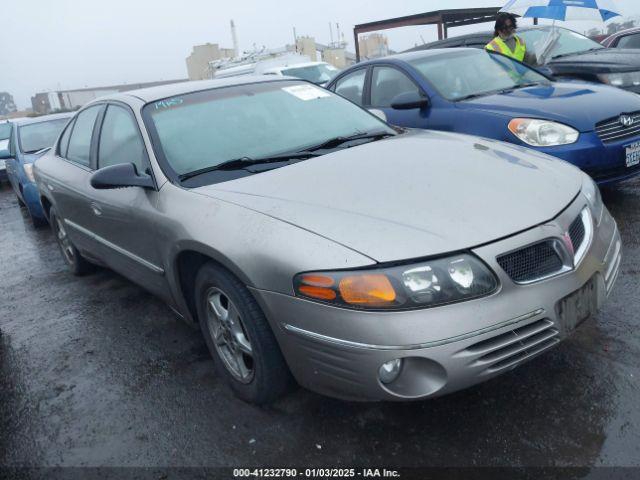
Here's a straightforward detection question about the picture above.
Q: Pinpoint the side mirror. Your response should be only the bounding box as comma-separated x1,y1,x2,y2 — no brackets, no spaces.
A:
0,149,11,160
90,163,154,190
391,91,430,110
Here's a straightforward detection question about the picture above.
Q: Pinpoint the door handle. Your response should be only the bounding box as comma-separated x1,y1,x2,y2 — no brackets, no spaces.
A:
90,203,102,216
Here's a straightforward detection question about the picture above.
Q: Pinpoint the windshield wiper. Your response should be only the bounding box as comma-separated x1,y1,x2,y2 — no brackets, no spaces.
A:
456,83,541,102
178,152,321,181
551,47,602,60
303,131,395,152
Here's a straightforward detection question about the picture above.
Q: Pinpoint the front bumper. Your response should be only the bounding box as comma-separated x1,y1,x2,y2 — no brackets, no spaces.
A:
22,181,46,219
537,131,640,186
253,196,621,401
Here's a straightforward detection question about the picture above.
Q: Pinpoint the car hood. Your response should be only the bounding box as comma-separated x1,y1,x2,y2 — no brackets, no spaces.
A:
548,48,640,75
194,130,582,263
457,81,640,131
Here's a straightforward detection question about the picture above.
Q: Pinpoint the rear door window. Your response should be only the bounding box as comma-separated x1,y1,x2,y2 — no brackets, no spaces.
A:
66,106,102,167
58,121,74,157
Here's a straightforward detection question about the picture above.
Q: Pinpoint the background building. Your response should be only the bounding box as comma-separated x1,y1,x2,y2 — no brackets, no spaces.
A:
295,36,318,61
186,43,236,80
359,33,389,60
31,79,188,115
0,92,17,116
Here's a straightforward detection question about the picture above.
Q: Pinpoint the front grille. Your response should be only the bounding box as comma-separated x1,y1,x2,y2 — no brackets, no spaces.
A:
466,318,560,374
497,242,564,284
569,214,586,252
596,112,640,144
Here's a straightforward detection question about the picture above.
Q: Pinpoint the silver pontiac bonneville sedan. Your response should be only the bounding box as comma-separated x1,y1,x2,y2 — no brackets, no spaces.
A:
34,77,621,404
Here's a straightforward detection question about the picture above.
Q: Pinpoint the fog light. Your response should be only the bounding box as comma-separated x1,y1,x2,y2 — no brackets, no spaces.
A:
379,359,403,384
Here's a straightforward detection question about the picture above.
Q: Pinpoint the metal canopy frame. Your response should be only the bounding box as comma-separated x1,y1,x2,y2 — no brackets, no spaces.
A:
353,7,503,61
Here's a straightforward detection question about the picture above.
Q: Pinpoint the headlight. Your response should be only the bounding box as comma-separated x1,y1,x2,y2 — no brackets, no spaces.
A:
23,163,36,182
508,118,579,147
598,71,640,88
582,175,604,226
294,254,499,310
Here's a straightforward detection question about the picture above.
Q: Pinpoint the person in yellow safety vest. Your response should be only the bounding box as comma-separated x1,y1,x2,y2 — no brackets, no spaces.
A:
486,12,537,65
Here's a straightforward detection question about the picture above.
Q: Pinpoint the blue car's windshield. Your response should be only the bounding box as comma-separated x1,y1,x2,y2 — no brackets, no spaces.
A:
409,49,549,101
19,119,69,154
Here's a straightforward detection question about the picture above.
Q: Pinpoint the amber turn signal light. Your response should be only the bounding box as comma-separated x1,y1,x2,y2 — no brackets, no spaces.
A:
297,274,336,301
339,274,396,306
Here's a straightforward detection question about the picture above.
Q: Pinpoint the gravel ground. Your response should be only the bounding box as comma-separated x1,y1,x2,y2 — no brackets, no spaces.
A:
0,180,639,470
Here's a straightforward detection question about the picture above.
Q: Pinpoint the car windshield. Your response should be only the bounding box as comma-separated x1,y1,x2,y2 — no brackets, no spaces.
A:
19,119,69,154
144,81,394,178
520,27,605,60
281,64,339,84
0,123,11,142
409,49,549,101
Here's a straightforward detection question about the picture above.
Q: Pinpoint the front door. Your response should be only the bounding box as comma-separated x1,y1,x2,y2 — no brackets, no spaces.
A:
87,103,168,298
368,65,430,129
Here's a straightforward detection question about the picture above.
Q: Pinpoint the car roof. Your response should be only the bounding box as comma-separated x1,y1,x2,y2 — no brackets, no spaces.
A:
10,112,73,126
352,47,484,68
606,26,640,40
98,76,296,104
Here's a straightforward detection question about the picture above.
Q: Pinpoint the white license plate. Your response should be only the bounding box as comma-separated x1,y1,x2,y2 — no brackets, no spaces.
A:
557,280,597,334
626,141,640,168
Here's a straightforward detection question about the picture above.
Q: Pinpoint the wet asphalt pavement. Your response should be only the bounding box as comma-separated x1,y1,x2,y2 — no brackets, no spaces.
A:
0,180,639,470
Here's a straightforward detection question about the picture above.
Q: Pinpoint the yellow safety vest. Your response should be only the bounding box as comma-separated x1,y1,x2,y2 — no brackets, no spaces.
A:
485,35,526,62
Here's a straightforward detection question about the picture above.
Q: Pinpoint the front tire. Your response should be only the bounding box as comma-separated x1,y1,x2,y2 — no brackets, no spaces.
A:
195,262,293,404
50,207,93,276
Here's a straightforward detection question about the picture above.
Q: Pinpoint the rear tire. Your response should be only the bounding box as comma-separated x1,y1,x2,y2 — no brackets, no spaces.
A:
50,207,93,276
195,262,294,404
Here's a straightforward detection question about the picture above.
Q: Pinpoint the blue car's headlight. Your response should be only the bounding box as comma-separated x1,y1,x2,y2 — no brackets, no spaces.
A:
23,163,36,182
508,118,579,147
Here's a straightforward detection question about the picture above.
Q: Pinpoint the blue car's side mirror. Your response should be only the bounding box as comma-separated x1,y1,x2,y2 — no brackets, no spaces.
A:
391,92,430,110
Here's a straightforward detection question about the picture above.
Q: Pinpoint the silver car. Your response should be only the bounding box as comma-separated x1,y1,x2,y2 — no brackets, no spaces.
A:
34,77,621,404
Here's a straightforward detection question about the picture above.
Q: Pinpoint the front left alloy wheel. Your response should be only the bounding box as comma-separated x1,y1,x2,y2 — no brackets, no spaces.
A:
195,262,294,404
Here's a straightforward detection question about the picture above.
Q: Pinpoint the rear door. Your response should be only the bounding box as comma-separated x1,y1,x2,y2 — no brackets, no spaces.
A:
88,102,168,297
46,104,104,255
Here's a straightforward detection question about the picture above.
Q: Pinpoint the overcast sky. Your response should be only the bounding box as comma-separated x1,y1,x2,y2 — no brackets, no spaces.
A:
1,0,638,109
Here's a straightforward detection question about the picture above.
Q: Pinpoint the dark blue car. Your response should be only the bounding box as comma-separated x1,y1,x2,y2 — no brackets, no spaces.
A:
327,48,640,185
0,113,71,226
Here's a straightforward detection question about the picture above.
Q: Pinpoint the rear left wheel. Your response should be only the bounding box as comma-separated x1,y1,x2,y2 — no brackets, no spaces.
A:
50,207,93,276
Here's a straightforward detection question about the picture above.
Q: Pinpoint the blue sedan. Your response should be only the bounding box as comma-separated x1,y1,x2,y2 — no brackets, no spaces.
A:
0,113,71,226
327,49,640,185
